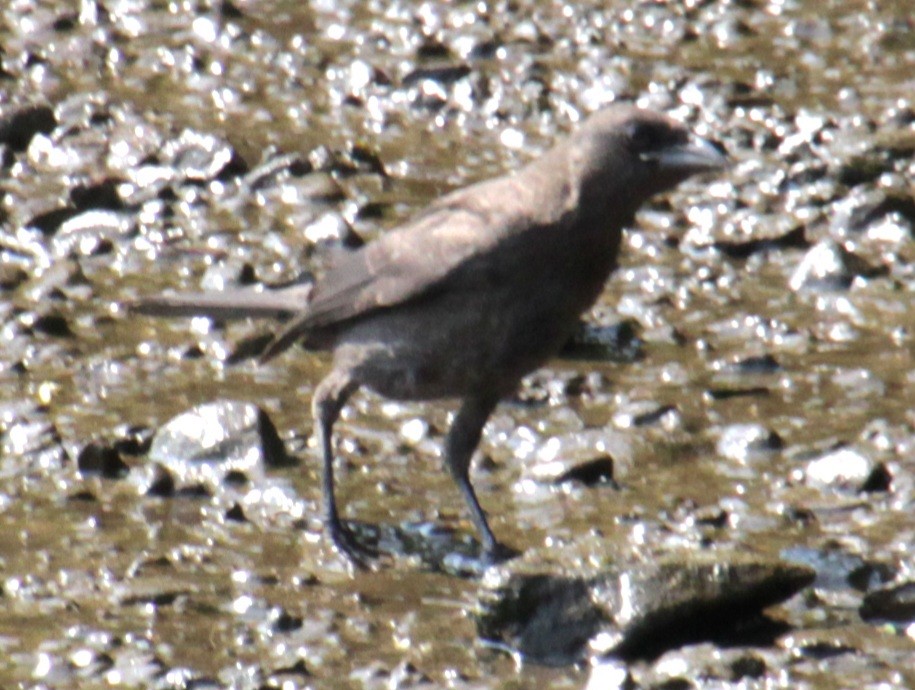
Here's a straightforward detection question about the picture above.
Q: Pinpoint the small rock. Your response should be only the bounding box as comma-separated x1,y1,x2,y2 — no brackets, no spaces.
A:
780,545,893,592
25,206,80,236
77,441,130,478
51,208,133,257
402,63,471,88
200,261,257,292
70,177,125,211
713,226,809,259
704,386,770,401
830,186,915,236
560,320,643,363
859,462,892,492
148,400,293,490
612,401,679,430
713,353,781,375
244,152,312,191
788,239,883,292
524,429,631,486
162,129,247,183
801,446,873,489
25,311,73,338
0,104,56,151
550,456,617,488
225,503,247,522
860,581,915,622
302,212,361,249
716,424,783,462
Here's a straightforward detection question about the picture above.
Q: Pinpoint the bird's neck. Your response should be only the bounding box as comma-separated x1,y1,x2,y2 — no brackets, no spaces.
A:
514,152,631,310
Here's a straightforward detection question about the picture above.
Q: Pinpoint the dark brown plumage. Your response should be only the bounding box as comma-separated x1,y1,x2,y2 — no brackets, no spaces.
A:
134,105,726,565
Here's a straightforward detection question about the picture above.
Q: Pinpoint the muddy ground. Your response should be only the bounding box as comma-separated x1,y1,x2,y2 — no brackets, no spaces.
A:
2,0,915,688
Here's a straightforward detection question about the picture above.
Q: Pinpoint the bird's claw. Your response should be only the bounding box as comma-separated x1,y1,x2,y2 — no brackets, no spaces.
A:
329,520,382,570
483,541,521,566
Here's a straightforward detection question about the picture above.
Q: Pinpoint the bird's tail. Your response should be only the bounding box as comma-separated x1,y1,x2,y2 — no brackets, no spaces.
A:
130,284,312,321
259,312,313,362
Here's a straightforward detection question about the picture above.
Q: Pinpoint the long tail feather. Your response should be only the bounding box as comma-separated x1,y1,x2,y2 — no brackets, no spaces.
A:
131,284,312,321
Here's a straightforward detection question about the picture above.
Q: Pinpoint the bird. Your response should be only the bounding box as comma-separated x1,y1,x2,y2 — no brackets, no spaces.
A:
134,105,727,566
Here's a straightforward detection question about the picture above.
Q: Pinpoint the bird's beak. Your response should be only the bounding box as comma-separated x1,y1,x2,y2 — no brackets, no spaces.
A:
642,135,728,176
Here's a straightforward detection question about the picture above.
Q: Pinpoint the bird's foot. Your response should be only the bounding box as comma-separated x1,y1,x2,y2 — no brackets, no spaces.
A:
482,541,521,566
328,520,382,571
442,539,521,577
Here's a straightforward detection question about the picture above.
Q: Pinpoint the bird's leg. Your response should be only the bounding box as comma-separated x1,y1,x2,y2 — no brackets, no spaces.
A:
312,370,373,565
445,395,517,563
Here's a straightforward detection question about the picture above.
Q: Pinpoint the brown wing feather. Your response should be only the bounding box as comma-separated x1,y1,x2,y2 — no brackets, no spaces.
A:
260,181,525,361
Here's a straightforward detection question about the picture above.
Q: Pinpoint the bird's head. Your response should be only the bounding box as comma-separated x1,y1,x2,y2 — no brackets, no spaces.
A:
570,105,727,208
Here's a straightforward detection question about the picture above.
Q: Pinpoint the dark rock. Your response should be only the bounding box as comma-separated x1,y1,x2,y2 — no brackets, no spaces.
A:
346,143,387,177
781,546,893,592
612,401,679,429
224,470,248,485
847,560,896,593
355,200,389,222
560,320,643,363
25,206,80,236
402,63,471,87
225,503,247,522
476,552,815,664
0,104,56,151
704,386,771,401
70,178,125,211
77,441,130,478
713,226,809,259
796,640,858,660
68,489,98,502
729,653,767,680
0,264,28,290
52,14,78,31
860,581,915,622
551,456,617,488
145,465,176,497
835,149,895,187
859,462,892,493
27,312,74,338
220,0,244,19
111,425,155,456
307,143,386,178
176,483,211,498
272,609,304,633
525,428,632,487
716,353,781,375
416,38,452,60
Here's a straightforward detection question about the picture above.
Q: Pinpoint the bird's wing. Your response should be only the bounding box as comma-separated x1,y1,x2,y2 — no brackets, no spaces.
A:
261,177,544,360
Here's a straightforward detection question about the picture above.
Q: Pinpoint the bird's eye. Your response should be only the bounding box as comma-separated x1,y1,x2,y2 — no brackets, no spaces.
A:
628,121,659,150
627,120,684,152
